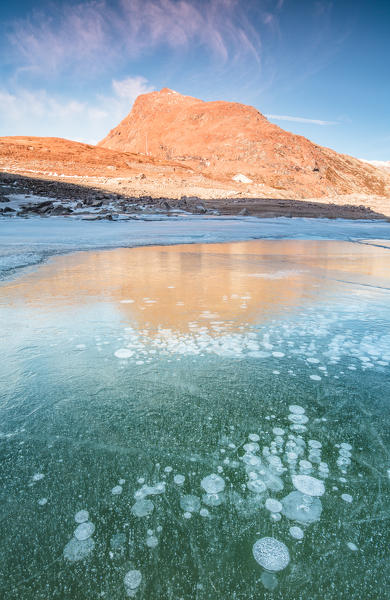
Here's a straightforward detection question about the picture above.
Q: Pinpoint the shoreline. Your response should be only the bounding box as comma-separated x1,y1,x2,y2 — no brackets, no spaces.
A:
1,214,390,284
1,171,389,221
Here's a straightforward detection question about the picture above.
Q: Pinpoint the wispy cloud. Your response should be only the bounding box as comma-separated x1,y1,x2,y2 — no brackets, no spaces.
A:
0,76,154,143
265,114,338,125
5,0,273,78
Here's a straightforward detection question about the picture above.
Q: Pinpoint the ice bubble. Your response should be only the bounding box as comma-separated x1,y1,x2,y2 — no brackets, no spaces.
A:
265,498,283,513
308,453,321,464
247,479,267,494
146,535,158,548
180,495,201,513
292,475,325,497
63,537,95,562
243,442,260,453
289,526,304,540
337,457,351,467
38,498,48,506
309,375,322,381
307,358,320,364
32,473,44,481
347,542,358,551
112,485,123,495
75,510,89,523
252,537,290,572
248,433,260,442
132,499,154,517
308,440,322,449
272,352,285,358
282,491,322,524
110,533,126,550
262,470,284,492
74,521,95,541
183,512,192,519
242,454,262,467
290,424,307,433
288,414,309,424
286,452,298,463
261,572,278,591
174,474,185,485
340,442,352,451
270,512,282,522
114,349,134,359
149,482,166,495
273,428,285,436
289,405,305,414
164,466,173,473
299,460,312,472
341,493,353,503
124,570,142,590
200,508,210,517
119,478,125,485
120,299,135,304
202,493,224,507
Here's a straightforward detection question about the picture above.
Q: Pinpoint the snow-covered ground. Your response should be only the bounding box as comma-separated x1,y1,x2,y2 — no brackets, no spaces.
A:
1,215,390,280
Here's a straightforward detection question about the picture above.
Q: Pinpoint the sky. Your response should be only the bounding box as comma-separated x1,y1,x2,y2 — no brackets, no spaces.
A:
0,0,389,160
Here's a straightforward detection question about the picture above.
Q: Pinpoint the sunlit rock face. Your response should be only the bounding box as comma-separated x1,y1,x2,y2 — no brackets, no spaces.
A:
98,88,390,198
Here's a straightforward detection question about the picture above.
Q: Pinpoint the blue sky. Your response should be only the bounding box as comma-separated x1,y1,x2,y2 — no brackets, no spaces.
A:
0,0,389,159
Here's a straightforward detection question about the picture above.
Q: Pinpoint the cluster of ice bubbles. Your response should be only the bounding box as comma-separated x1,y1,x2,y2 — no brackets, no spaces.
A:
63,510,96,562
110,305,390,379
60,402,357,595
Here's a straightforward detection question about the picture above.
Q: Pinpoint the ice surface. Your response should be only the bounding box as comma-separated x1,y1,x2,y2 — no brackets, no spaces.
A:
2,216,390,280
1,231,389,598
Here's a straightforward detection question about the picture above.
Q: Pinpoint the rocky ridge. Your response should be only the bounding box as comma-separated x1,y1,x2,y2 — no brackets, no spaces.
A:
99,88,390,199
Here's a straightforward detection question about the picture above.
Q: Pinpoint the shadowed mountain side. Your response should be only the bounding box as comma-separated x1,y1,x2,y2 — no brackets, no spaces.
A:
99,88,390,198
0,172,389,220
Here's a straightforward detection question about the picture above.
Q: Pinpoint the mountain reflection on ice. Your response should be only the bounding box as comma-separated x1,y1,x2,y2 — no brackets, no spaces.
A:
0,240,389,599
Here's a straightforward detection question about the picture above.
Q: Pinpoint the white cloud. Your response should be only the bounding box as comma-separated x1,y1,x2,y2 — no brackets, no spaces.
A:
112,76,154,101
6,0,266,77
0,76,154,143
265,113,338,125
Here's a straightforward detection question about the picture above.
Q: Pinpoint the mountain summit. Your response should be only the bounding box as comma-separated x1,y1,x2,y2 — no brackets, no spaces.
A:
99,88,389,198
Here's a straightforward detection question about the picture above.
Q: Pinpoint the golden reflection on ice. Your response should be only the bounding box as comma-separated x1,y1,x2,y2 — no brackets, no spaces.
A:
2,240,389,332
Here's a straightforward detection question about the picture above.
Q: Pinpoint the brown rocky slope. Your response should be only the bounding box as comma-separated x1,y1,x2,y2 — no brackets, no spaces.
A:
99,88,390,199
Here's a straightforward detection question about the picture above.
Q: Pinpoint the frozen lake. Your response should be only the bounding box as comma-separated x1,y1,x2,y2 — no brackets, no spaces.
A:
0,227,389,598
